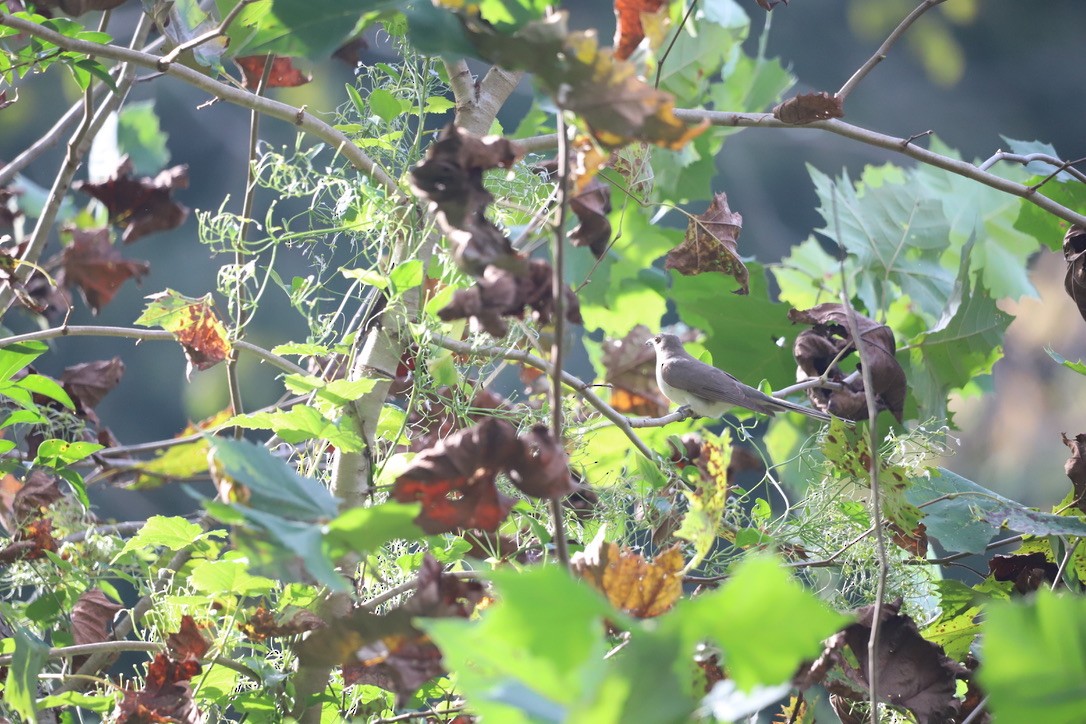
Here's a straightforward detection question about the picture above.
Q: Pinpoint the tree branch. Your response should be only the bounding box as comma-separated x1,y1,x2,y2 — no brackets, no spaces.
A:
0,325,309,376
517,111,1086,228
0,11,398,192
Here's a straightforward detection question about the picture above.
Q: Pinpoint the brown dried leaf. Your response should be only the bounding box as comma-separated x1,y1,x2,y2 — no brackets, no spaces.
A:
797,600,966,723
438,260,582,338
1062,432,1086,514
571,533,684,617
136,290,232,378
569,176,613,258
773,91,844,125
755,0,788,10
613,0,669,60
988,552,1059,594
74,158,188,244
410,125,523,274
602,324,669,416
889,521,928,558
0,89,14,112
59,227,147,312
1063,225,1086,324
71,588,123,669
61,356,124,412
235,55,311,90
789,303,906,422
665,192,748,294
462,12,706,149
507,424,574,499
11,469,63,525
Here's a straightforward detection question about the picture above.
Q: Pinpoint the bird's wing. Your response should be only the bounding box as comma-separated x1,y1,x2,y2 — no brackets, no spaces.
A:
664,358,760,406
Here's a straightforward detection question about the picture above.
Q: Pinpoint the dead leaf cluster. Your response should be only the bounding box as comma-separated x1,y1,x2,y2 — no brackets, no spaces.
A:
790,302,906,422
392,417,573,534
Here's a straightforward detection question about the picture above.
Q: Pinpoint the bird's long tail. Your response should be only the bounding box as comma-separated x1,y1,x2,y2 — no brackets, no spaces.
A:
767,396,836,423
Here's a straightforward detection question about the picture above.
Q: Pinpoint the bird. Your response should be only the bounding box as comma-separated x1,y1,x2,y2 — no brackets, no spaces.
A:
646,333,833,422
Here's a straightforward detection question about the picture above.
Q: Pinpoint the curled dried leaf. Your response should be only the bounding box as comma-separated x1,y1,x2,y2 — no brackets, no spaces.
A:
1063,224,1086,324
602,324,669,416
59,228,149,314
773,91,844,125
74,158,189,244
613,0,669,60
572,533,684,618
665,192,748,294
1062,432,1086,515
235,55,311,89
789,303,906,422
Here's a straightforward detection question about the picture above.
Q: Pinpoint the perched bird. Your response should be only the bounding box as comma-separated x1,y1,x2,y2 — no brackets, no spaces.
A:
646,333,833,422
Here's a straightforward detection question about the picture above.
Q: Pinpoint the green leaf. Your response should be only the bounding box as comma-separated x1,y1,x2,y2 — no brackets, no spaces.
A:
36,691,117,713
208,436,338,520
368,88,403,123
116,515,214,559
345,83,367,117
117,100,170,174
341,267,389,289
907,278,1011,421
188,559,277,595
423,566,615,721
229,506,347,592
16,374,74,409
906,468,1086,553
35,439,102,466
1014,178,1086,252
811,164,954,322
220,0,384,60
132,437,214,490
676,429,732,571
4,627,48,722
270,342,330,357
677,555,848,689
230,405,364,452
0,341,47,384
671,261,798,392
324,502,425,557
980,591,1086,723
389,259,424,294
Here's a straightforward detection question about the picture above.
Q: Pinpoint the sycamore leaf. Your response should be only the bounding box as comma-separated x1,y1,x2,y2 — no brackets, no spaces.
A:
235,55,311,89
571,530,683,617
675,429,732,571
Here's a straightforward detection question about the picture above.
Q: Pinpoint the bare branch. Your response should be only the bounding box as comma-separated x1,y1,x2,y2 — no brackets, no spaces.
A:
549,114,571,569
0,324,309,376
156,0,257,68
837,0,950,101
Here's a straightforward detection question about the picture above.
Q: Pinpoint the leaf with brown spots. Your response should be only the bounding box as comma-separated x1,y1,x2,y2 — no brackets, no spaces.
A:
134,290,232,378
59,227,149,313
236,55,311,89
74,157,188,244
613,0,669,60
773,91,843,124
572,532,684,618
665,192,748,294
117,617,208,724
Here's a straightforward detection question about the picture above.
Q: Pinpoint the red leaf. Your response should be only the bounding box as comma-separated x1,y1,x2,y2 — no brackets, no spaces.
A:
236,55,312,90
613,0,668,60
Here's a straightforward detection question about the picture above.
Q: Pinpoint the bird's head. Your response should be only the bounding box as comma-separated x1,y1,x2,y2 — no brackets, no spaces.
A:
646,334,683,353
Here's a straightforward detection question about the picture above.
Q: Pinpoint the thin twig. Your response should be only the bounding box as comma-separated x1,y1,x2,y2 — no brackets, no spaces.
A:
654,0,699,89
960,696,989,724
786,524,877,569
832,190,888,724
977,151,1086,185
1051,537,1079,591
837,0,949,101
375,704,466,723
548,114,571,569
225,54,274,434
431,334,656,461
0,324,309,377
